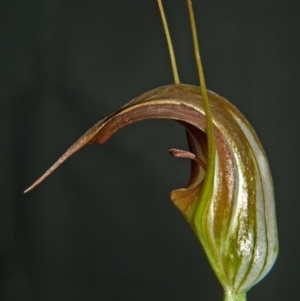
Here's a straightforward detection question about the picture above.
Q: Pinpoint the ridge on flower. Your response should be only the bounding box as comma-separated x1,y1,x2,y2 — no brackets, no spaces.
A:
25,1,278,300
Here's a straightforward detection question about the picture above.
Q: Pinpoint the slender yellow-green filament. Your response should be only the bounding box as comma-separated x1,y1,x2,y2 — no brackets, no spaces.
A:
157,0,180,84
186,0,215,186
186,0,222,289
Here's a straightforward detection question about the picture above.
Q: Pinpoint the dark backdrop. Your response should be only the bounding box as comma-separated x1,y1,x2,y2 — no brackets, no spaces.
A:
1,0,299,300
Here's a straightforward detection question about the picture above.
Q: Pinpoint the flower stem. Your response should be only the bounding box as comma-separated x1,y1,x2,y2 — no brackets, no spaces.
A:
224,289,246,301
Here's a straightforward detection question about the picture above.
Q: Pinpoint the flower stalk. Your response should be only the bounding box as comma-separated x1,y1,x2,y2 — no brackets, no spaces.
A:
224,290,246,301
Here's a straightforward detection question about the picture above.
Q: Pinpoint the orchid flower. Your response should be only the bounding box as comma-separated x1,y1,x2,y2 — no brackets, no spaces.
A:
25,1,278,300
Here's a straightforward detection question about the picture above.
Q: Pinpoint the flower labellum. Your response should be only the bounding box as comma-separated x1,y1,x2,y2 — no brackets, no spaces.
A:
25,1,278,300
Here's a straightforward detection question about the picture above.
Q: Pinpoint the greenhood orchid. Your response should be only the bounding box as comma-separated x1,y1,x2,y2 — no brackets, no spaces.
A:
25,1,278,301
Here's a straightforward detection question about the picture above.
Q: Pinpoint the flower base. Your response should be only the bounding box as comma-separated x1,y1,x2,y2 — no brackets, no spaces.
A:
224,289,246,301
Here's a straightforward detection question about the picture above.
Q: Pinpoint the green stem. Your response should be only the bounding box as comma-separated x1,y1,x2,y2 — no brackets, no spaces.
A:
224,289,246,301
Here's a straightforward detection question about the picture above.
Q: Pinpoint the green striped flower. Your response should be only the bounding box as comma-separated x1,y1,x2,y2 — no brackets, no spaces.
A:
26,84,278,301
169,85,278,300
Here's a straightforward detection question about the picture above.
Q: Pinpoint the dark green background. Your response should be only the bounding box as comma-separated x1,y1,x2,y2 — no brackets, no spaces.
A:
1,0,298,300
